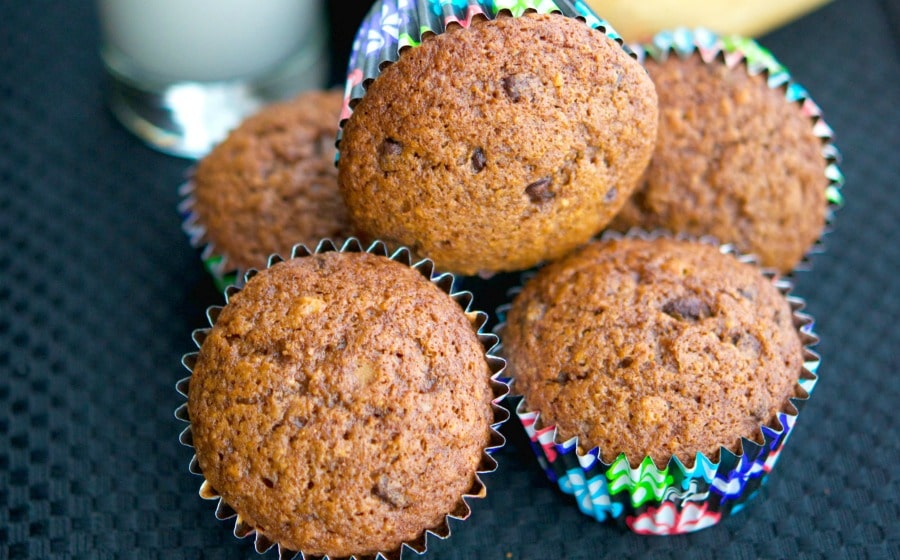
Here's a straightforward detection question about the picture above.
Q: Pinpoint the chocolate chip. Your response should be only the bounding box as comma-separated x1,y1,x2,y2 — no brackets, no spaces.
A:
734,332,761,355
604,186,617,203
554,370,587,384
502,73,538,103
471,148,486,172
380,138,402,157
662,297,711,321
421,375,437,392
373,474,409,508
314,133,332,157
613,63,624,88
525,177,554,203
378,139,403,171
737,286,757,301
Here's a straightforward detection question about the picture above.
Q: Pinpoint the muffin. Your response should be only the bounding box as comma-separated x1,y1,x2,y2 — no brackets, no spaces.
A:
180,241,507,557
610,31,841,273
501,232,818,533
182,89,352,281
338,8,658,275
506,235,801,464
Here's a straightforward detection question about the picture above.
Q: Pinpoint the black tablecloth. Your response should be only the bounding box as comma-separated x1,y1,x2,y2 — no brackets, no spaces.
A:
1,1,898,558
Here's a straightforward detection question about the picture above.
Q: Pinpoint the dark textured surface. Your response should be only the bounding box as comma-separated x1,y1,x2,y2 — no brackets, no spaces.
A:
0,1,897,558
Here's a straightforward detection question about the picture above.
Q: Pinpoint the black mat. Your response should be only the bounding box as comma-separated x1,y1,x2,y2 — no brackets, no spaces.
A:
1,1,898,558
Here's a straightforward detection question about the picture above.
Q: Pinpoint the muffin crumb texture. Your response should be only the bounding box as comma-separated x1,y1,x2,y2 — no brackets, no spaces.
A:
611,53,828,273
339,13,658,275
188,252,493,557
192,89,352,272
504,238,802,466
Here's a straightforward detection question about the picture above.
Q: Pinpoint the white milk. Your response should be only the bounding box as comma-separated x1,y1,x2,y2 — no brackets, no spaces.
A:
98,0,320,83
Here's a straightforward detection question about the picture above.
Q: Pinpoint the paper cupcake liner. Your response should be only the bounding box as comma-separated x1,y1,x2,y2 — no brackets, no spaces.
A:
631,28,844,272
175,237,510,559
177,177,241,292
336,0,627,142
496,229,820,535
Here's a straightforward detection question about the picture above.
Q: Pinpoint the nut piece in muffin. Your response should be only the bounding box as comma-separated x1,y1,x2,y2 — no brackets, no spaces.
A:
339,13,658,275
191,89,352,272
610,52,829,273
187,251,494,557
503,237,802,467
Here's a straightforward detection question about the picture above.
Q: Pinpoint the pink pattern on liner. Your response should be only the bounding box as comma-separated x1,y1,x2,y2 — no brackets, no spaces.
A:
627,502,722,535
341,68,363,121
443,5,486,28
518,411,559,463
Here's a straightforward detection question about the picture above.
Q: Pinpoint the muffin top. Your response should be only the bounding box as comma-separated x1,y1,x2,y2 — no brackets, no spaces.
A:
610,52,828,273
188,251,494,557
504,237,802,466
338,13,658,275
192,89,352,272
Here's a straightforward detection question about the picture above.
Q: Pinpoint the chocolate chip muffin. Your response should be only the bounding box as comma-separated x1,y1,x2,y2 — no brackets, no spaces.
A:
610,52,828,273
338,12,658,275
190,89,351,272
187,251,494,557
504,237,802,466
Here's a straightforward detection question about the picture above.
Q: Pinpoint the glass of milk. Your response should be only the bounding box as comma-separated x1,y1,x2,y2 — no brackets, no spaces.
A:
97,0,328,158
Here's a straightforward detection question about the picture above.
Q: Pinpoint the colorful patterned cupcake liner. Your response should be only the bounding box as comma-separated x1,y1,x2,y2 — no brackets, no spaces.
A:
496,229,820,535
177,177,240,292
336,0,627,149
632,27,844,272
175,237,510,559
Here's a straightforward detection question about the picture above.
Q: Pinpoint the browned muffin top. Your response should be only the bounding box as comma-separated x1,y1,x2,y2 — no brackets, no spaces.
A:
188,251,494,557
192,90,352,272
504,237,802,466
610,53,827,273
339,13,658,275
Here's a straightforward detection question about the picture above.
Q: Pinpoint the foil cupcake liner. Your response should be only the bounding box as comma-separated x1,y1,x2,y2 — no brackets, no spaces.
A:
336,0,627,142
631,27,844,272
178,177,241,292
496,229,820,535
175,237,510,559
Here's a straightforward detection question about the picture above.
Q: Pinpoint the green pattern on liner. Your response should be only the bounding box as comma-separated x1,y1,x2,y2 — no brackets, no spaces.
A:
722,35,785,74
825,163,845,205
607,455,675,507
826,185,844,206
401,32,422,49
492,0,559,17
202,254,236,293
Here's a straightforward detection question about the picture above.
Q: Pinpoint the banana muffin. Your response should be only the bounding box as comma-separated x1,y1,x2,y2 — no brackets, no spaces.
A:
190,89,352,272
610,51,829,273
338,12,658,275
503,237,802,466
187,251,494,557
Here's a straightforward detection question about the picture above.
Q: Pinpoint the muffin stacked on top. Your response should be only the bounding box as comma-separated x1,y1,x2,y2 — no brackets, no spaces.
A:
338,12,658,275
